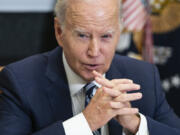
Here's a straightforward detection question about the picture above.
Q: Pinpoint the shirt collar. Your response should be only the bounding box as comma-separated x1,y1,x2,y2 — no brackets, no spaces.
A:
63,52,104,96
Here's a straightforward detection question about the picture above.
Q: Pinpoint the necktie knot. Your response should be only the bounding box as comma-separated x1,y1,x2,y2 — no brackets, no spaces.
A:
84,82,96,92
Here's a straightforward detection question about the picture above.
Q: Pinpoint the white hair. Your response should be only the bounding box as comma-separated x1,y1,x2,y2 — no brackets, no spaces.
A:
54,0,67,26
54,0,123,29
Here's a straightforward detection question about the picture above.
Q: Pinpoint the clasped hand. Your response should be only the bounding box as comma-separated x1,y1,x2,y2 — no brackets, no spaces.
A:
83,71,142,134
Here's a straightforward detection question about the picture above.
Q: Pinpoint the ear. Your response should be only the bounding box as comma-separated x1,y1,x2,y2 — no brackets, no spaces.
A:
54,17,64,47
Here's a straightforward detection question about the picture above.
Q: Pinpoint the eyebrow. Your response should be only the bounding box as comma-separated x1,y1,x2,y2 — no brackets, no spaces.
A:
104,30,115,35
73,28,116,35
72,28,87,34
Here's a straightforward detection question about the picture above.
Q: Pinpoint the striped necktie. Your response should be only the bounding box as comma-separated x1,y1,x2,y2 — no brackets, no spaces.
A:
84,82,101,135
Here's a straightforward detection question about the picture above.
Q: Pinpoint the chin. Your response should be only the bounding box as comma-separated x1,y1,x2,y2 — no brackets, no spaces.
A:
81,72,95,82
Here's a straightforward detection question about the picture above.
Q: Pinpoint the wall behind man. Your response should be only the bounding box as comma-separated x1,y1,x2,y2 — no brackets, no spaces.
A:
0,0,58,65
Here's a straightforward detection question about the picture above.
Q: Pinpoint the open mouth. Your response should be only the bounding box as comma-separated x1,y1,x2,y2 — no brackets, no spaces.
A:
89,64,97,67
83,64,102,70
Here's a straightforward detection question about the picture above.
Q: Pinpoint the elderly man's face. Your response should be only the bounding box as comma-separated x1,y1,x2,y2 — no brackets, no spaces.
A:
55,0,121,82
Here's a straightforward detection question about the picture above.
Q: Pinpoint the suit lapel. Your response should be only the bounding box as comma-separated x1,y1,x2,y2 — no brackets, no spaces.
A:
45,47,73,121
106,56,124,80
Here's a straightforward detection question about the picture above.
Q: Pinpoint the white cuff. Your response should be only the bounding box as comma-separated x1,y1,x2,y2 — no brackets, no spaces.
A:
63,113,93,135
135,113,149,135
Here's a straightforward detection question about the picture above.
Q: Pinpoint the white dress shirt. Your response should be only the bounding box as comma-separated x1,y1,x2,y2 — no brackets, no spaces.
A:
62,53,149,135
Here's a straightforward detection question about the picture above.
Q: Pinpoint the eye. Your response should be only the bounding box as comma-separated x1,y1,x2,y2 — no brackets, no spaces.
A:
101,34,112,39
78,33,89,39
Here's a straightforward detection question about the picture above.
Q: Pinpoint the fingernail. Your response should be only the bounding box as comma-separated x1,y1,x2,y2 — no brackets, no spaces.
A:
136,84,141,89
137,93,142,98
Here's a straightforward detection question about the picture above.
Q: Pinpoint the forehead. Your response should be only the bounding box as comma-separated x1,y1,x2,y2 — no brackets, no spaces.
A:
65,0,120,31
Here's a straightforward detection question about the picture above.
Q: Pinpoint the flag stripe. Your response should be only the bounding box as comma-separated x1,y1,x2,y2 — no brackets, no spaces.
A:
124,7,145,31
131,11,147,31
122,0,147,31
123,0,134,9
123,0,140,19
124,5,144,25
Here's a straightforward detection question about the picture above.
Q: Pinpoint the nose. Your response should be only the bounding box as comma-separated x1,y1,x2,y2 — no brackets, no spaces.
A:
87,38,100,57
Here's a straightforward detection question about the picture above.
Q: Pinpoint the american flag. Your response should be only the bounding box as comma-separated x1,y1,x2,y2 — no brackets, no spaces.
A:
122,0,148,31
122,0,154,63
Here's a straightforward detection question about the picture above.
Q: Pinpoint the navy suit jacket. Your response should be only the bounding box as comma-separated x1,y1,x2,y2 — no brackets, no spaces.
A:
0,47,180,135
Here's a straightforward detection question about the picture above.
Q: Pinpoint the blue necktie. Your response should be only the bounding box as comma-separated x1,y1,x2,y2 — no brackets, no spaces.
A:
84,82,101,135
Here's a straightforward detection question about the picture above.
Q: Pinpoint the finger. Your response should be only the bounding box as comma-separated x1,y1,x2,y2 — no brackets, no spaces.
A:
103,87,121,97
114,93,142,102
95,76,114,88
94,87,113,101
110,101,126,109
111,79,133,85
116,108,139,115
114,83,141,92
92,70,103,78
124,102,131,108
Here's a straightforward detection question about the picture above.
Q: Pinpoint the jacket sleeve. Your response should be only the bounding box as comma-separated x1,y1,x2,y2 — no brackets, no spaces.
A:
146,65,180,134
0,67,66,135
31,121,65,135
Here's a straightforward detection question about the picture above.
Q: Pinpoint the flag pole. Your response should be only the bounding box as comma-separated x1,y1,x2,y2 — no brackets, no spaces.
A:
143,0,154,63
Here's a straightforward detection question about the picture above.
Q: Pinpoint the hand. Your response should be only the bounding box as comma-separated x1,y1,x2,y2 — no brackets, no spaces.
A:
93,71,142,134
83,72,135,131
83,85,116,131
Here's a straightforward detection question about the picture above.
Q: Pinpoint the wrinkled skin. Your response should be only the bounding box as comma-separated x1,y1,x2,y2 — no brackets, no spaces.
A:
55,0,121,82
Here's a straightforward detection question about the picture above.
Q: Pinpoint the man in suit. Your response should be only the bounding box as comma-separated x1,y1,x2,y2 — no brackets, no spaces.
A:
0,0,180,134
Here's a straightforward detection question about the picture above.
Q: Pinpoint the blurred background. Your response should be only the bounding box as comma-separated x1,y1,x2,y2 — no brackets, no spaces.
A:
0,0,180,116
0,0,57,64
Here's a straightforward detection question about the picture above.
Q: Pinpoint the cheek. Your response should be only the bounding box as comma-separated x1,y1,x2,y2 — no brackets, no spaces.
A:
65,45,86,66
101,45,116,69
103,43,116,58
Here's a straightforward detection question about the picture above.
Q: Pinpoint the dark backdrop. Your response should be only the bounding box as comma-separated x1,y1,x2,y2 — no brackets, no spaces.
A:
0,12,57,65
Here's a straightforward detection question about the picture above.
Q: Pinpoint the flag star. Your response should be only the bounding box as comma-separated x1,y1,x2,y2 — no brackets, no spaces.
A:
171,75,180,88
162,80,171,92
